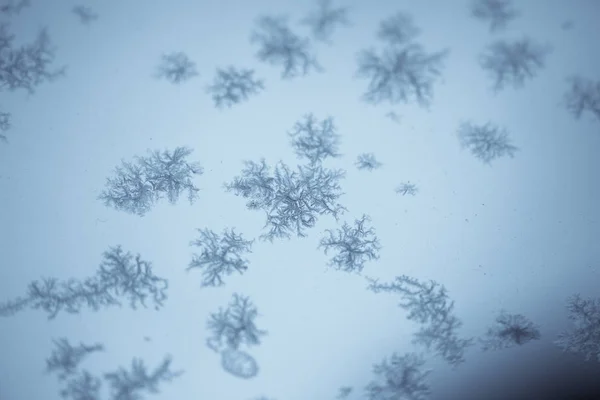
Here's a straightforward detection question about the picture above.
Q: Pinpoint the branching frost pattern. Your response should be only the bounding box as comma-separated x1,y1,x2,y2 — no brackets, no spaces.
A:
288,113,342,165
60,370,102,400
251,15,321,79
0,246,168,319
155,52,198,84
46,338,104,380
206,293,267,353
0,23,65,93
187,228,254,287
355,153,382,171
470,0,519,32
457,121,518,164
395,182,418,196
72,5,98,25
563,76,600,123
300,0,350,44
376,12,420,46
364,352,431,400
99,147,203,216
367,275,473,366
46,339,181,400
224,159,346,241
104,356,183,400
207,66,264,108
555,295,600,362
479,37,551,92
356,13,447,108
319,214,381,274
480,311,541,351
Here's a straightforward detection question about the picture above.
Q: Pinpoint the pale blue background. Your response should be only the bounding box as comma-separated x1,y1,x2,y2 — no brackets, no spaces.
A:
1,1,599,399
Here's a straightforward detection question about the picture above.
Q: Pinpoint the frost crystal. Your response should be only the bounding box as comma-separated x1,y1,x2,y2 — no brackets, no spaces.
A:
555,295,600,362
207,66,264,108
60,370,102,400
104,356,183,400
251,15,321,79
288,113,342,165
356,43,447,108
46,338,104,380
0,246,168,319
72,5,98,25
99,146,203,216
457,121,518,164
300,0,350,44
155,52,198,84
480,311,541,351
367,275,473,366
365,352,430,400
356,13,447,108
470,0,519,32
187,228,254,287
224,159,346,241
206,293,267,353
395,182,418,196
319,214,381,274
479,37,551,92
563,76,600,123
376,12,420,45
355,153,382,171
0,23,65,93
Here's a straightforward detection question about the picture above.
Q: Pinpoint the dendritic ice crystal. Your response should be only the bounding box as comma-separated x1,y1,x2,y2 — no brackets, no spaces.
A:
480,311,541,351
0,246,168,319
356,12,448,108
288,113,342,165
367,275,473,366
376,12,420,46
155,52,198,84
555,294,600,362
99,146,203,216
364,352,431,400
46,338,104,380
207,294,266,379
318,214,381,274
187,228,254,287
470,0,519,33
251,15,321,79
479,37,551,92
206,293,267,353
355,153,382,171
224,159,346,241
45,339,182,400
395,182,418,196
0,22,65,93
207,66,264,108
60,370,102,400
563,76,600,123
457,121,518,164
104,356,183,400
72,5,98,25
300,0,350,44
